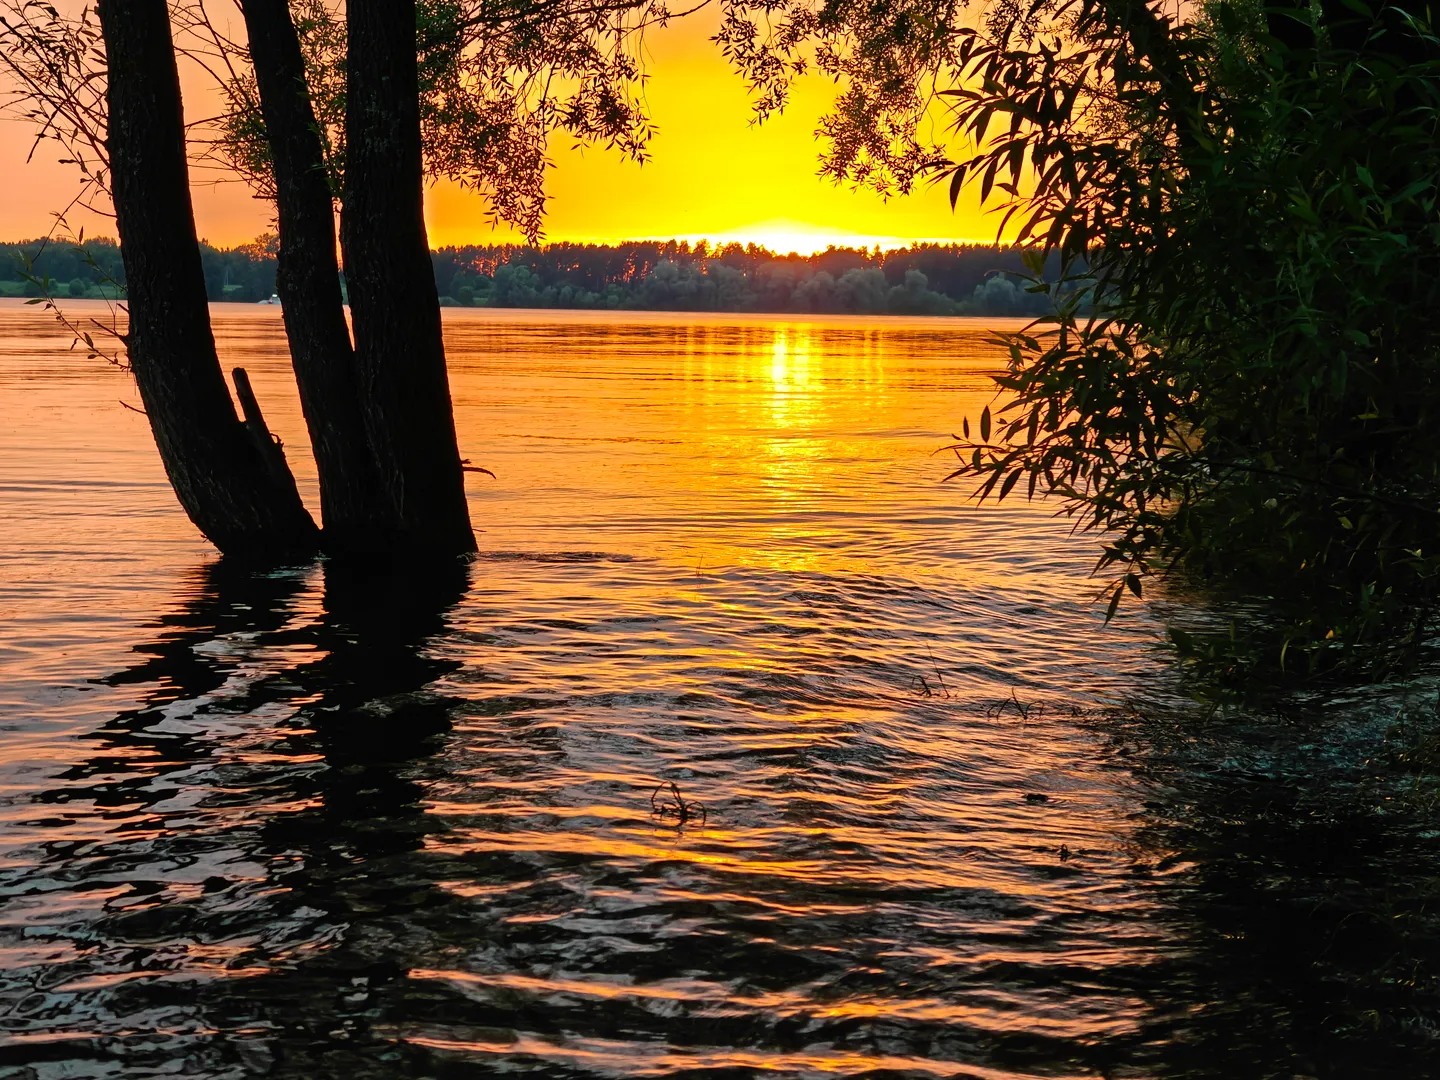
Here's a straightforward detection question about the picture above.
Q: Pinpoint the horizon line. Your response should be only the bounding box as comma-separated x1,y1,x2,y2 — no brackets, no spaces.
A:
4,233,1011,256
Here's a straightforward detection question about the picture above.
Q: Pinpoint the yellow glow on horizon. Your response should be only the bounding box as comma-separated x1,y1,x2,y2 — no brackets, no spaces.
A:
0,8,998,248
426,11,995,250
674,220,973,256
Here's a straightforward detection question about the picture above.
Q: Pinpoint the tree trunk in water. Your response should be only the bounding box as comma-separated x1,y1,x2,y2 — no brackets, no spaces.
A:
238,0,393,556
98,0,317,558
341,0,476,557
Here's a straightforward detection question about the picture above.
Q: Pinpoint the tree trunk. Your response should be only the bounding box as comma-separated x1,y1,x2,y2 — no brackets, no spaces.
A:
98,0,317,558
340,0,476,557
239,0,393,556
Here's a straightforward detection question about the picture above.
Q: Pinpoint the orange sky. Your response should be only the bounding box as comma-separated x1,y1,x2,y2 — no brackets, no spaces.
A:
0,7,996,253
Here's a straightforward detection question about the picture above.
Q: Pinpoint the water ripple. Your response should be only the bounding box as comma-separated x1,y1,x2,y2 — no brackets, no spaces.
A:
1,303,1435,1078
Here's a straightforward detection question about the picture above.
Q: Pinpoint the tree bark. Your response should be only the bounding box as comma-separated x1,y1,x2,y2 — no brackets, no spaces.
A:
340,0,476,557
238,0,393,556
98,0,317,559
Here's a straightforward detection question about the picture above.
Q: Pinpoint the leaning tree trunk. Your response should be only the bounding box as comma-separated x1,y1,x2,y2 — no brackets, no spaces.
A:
340,0,476,557
239,0,393,556
98,0,317,558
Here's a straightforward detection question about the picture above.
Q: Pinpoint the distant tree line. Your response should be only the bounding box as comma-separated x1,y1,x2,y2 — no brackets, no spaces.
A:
0,235,279,302
0,237,124,298
2,236,1053,315
432,241,1055,316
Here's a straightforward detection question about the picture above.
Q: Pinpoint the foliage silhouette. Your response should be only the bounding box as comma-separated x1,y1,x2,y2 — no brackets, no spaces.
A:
924,0,1440,676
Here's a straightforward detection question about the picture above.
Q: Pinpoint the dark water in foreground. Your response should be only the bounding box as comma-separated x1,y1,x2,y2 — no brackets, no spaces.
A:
1,302,1437,1078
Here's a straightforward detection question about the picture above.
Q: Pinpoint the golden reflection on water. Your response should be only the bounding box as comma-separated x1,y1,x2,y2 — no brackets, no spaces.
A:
0,300,1190,1080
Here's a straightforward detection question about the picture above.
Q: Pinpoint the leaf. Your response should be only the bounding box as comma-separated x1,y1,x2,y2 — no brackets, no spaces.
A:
999,469,1021,500
980,405,991,444
1104,584,1123,623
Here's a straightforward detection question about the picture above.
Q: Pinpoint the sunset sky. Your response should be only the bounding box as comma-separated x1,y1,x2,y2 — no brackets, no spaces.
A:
0,8,995,253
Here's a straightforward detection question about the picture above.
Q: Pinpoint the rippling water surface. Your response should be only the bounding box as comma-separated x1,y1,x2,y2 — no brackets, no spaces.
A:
2,301,1437,1079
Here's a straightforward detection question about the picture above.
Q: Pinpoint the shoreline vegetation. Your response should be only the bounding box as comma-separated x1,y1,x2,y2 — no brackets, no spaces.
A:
0,236,1054,317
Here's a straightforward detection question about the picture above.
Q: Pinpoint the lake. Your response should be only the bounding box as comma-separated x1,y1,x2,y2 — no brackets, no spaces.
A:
0,300,1433,1078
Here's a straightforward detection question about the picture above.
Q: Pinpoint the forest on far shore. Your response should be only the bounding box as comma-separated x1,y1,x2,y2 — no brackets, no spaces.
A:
0,236,1053,317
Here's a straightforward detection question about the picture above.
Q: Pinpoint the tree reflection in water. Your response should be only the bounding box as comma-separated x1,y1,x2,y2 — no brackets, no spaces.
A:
0,559,469,1077
1076,659,1440,1080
